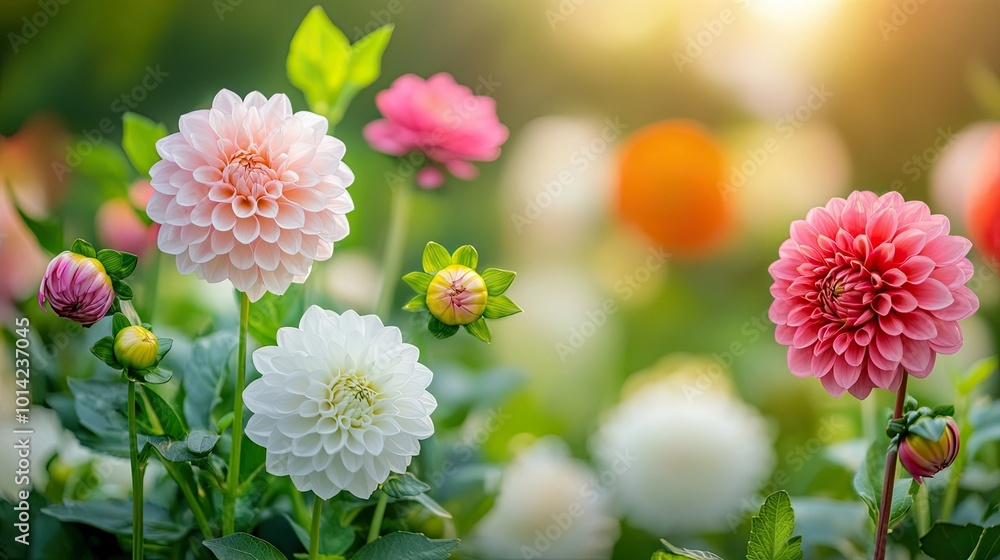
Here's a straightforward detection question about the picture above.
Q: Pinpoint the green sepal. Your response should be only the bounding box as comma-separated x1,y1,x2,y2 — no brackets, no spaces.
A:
382,472,432,499
464,317,491,344
96,249,123,275
90,336,122,369
155,337,173,364
482,268,516,296
402,294,427,312
118,252,139,278
451,245,478,269
908,416,949,442
422,242,452,273
484,295,522,319
428,316,458,339
111,313,131,337
402,271,433,293
136,367,172,385
111,277,133,301
71,238,97,259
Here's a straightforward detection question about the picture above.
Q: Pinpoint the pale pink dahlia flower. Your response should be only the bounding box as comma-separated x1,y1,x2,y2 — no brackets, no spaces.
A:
363,73,508,189
768,191,979,399
147,89,354,301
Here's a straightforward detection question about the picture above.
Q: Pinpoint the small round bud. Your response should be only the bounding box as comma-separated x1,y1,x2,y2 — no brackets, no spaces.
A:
426,264,488,326
38,251,115,326
114,325,159,370
899,417,960,484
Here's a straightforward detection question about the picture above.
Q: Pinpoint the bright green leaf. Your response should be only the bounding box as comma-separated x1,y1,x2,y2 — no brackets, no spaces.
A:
248,284,305,347
122,112,168,177
657,539,723,560
96,249,123,274
90,336,122,369
746,491,803,560
402,271,433,293
139,384,187,438
71,238,96,259
287,6,350,120
12,197,63,255
111,313,130,336
464,317,491,344
957,357,997,395
428,316,458,339
422,242,452,273
484,295,522,319
352,531,459,560
482,268,516,296
118,252,139,278
204,532,288,560
346,24,393,88
451,245,478,269
402,294,427,311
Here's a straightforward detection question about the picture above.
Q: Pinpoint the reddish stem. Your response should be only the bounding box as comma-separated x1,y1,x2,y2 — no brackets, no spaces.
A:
873,372,908,560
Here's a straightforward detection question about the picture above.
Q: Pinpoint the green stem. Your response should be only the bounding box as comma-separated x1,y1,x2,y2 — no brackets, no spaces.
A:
223,292,250,535
375,181,412,320
309,495,323,560
914,481,930,537
941,393,970,520
290,483,310,528
873,373,908,560
128,380,144,560
367,490,389,544
158,459,214,539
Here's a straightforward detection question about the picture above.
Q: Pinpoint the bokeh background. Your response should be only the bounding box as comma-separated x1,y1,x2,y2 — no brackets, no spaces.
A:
3,1,1000,558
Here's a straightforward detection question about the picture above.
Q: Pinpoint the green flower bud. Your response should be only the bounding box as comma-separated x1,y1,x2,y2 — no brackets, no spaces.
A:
114,325,159,370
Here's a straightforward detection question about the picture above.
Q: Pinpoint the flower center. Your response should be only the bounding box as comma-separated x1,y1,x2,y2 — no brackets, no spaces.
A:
813,261,876,327
325,371,380,428
224,144,278,197
426,264,488,326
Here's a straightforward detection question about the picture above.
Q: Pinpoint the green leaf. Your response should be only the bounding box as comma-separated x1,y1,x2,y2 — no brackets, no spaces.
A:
746,491,803,560
68,378,130,456
139,366,173,384
286,6,350,120
352,532,459,560
402,271,433,293
112,277,134,300
139,384,187,438
42,499,190,542
656,539,723,560
346,24,392,89
122,112,168,177
422,242,452,273
284,509,354,557
428,316,458,339
118,252,139,278
451,245,478,269
183,332,238,430
11,196,63,255
96,249,123,274
248,284,305,347
204,532,288,560
144,430,220,462
403,294,427,312
90,336,122,369
156,336,173,363
383,473,431,499
71,238,97,259
481,268,516,296
957,357,998,395
111,313,130,336
240,440,267,485
484,295,522,319
464,317,491,344
854,436,915,529
921,522,987,559
975,525,1000,560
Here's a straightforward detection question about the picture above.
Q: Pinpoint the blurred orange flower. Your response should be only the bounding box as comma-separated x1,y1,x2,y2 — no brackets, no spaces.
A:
967,129,1000,266
616,120,732,256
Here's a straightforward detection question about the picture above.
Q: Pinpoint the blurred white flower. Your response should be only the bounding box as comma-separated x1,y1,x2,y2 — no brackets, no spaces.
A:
244,306,436,499
592,361,775,535
471,437,619,560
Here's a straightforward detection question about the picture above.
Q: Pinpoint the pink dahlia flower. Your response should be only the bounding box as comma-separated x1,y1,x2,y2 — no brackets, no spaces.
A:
38,251,115,326
147,90,354,302
363,73,509,189
768,191,979,399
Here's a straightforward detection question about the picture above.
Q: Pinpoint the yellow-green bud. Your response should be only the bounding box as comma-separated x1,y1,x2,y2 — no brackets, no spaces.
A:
426,264,488,326
114,325,159,370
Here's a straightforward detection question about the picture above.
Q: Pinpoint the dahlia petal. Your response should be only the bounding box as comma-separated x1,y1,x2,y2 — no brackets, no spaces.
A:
875,330,903,362
233,217,260,244
901,338,933,375
211,203,238,231
900,256,936,284
787,346,815,377
932,287,978,322
910,278,954,311
866,207,898,246
819,373,848,397
832,357,862,388
892,229,927,260
901,311,937,340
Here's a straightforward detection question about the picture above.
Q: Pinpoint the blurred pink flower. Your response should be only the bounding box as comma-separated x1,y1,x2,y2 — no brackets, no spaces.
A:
38,251,115,326
147,89,354,302
768,191,979,399
0,114,71,218
363,73,508,189
97,198,155,257
0,188,47,322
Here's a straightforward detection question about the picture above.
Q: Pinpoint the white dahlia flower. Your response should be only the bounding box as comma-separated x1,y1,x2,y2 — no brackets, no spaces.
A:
147,89,354,302
591,359,775,536
471,437,619,560
243,306,436,499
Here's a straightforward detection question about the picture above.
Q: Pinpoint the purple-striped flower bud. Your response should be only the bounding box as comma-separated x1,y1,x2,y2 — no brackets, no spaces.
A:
899,417,960,484
38,251,114,326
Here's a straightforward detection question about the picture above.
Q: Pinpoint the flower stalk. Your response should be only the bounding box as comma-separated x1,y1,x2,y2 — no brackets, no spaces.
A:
224,292,251,535
128,380,144,560
309,496,323,560
376,180,412,319
367,490,389,544
873,373,908,560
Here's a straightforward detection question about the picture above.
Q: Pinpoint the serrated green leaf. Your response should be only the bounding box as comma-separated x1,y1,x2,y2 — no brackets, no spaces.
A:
482,268,516,296
111,313,130,336
71,238,97,259
746,491,803,560
204,532,287,560
402,271,433,293
122,112,168,177
118,252,139,278
451,245,478,269
383,473,431,499
484,295,522,319
140,366,172,384
428,316,458,339
657,539,723,560
422,242,452,273
352,532,458,560
403,294,427,311
96,249,123,274
183,332,238,430
464,317,491,344
287,6,350,120
90,336,122,369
